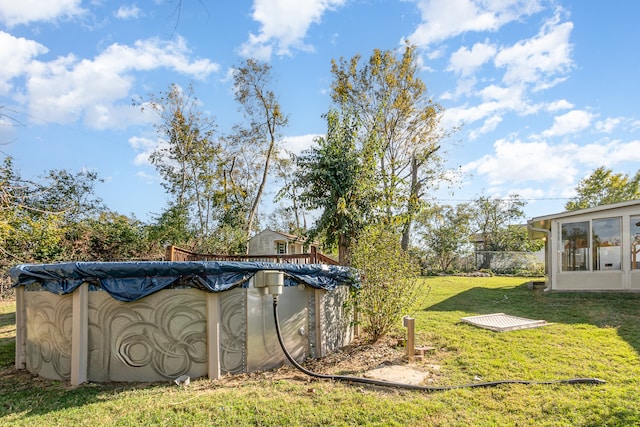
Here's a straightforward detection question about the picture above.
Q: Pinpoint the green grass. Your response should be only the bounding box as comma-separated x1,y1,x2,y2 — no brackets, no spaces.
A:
2,277,640,426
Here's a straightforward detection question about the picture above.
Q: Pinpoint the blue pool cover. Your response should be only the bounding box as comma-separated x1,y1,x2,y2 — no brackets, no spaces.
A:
10,261,359,302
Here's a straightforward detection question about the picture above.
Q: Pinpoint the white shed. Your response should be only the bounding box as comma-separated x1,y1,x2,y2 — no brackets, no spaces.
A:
528,200,640,291
248,229,316,256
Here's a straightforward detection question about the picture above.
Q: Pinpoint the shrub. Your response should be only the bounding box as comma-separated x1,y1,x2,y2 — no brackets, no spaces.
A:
350,226,420,342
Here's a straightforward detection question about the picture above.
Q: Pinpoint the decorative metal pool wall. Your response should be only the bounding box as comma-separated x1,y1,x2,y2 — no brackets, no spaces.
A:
12,263,355,385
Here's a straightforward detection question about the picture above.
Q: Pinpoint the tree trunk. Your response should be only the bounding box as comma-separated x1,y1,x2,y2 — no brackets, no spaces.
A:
245,137,275,253
338,233,351,266
401,153,420,251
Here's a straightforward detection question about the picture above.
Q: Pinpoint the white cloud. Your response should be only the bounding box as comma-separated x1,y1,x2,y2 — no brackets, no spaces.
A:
438,6,574,141
495,13,574,89
408,0,542,47
441,84,531,130
464,137,640,196
542,109,594,137
442,101,499,130
129,135,159,166
573,139,640,167
136,170,161,184
240,0,345,60
22,36,219,127
508,186,546,201
85,104,157,130
283,134,319,155
478,84,531,112
448,42,496,77
546,99,573,112
465,138,578,187
0,31,47,95
0,0,84,26
468,114,502,140
595,117,622,134
441,77,476,100
115,4,143,20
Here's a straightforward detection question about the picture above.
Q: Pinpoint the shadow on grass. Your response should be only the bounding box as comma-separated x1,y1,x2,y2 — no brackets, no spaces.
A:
0,311,17,370
0,306,174,423
0,337,14,370
424,281,640,354
0,368,172,422
0,312,15,328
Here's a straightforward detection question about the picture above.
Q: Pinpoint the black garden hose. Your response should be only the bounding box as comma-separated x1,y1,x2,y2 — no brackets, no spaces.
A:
271,295,606,392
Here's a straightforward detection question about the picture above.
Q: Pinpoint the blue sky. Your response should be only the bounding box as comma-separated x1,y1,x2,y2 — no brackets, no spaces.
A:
1,0,639,223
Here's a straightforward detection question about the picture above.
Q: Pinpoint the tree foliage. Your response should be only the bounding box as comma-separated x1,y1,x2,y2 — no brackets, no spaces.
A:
566,166,640,211
469,195,542,269
146,202,194,249
470,195,526,250
272,153,307,235
0,157,107,264
0,157,162,298
417,204,473,271
64,213,151,261
145,83,223,250
330,44,447,250
295,109,378,265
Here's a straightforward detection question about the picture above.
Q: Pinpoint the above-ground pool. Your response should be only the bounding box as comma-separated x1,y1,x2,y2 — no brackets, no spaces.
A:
10,261,358,385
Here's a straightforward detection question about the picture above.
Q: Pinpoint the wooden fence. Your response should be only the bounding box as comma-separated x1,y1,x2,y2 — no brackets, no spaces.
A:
165,245,339,265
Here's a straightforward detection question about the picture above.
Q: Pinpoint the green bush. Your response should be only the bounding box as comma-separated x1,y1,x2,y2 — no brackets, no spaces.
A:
350,226,420,342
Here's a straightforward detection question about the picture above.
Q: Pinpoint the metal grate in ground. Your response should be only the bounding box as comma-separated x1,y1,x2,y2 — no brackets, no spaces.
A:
460,313,548,332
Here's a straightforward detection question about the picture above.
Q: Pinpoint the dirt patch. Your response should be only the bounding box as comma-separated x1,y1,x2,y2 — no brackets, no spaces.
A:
363,365,431,385
219,335,444,388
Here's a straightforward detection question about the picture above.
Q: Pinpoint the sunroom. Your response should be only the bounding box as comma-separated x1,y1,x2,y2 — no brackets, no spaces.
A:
528,200,640,291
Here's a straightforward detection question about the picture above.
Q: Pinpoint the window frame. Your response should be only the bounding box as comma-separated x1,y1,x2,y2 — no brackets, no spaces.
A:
631,215,640,270
591,217,622,271
560,220,590,272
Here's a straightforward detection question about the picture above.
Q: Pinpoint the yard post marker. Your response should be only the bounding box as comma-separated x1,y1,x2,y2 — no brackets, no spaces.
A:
403,316,415,362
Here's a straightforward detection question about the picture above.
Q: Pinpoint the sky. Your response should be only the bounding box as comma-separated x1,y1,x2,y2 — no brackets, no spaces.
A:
1,0,639,224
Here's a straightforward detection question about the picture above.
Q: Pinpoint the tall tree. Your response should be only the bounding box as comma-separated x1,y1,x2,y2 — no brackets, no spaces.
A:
469,195,543,269
417,203,473,272
272,152,307,234
330,44,447,250
566,166,640,211
231,59,288,251
144,83,223,249
470,195,527,252
295,109,378,265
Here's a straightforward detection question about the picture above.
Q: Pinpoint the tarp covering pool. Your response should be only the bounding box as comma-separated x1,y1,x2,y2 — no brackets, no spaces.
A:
10,261,359,302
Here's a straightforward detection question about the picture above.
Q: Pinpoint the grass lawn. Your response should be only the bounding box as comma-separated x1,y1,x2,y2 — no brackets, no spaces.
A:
1,276,640,426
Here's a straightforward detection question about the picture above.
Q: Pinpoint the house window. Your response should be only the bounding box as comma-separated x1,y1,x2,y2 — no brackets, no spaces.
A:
592,217,621,270
632,216,640,270
561,221,589,271
276,242,286,254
